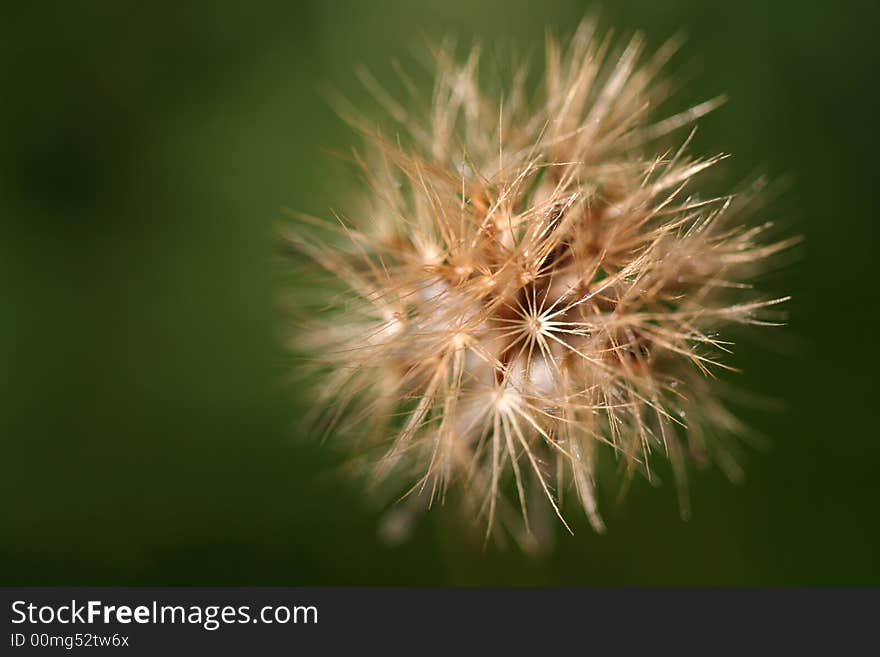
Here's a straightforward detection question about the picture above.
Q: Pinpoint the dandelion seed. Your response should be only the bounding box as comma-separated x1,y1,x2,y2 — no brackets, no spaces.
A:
286,19,796,547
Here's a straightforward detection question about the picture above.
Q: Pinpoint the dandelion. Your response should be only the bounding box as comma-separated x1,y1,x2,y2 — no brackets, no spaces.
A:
285,20,797,548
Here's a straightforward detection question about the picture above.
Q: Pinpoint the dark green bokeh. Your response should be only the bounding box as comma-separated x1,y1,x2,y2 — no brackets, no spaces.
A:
2,1,877,585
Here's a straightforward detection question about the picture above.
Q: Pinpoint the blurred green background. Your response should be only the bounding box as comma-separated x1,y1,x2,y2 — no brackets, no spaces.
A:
2,0,878,585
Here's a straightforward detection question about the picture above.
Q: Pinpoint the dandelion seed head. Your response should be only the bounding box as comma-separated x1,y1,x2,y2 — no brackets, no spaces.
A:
286,19,796,547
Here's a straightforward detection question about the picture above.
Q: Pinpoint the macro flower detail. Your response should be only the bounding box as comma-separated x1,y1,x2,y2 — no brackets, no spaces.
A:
287,21,796,546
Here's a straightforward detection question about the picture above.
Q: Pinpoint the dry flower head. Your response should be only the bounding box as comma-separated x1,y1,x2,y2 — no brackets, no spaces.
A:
285,20,796,548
